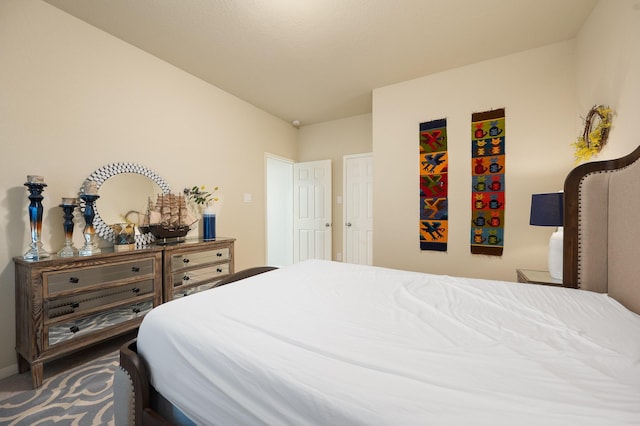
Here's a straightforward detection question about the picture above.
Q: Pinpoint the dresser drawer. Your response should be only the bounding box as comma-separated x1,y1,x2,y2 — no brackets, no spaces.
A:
14,246,164,388
170,248,230,272
172,263,230,289
173,282,219,299
45,279,155,321
47,299,153,347
162,238,235,303
44,258,155,295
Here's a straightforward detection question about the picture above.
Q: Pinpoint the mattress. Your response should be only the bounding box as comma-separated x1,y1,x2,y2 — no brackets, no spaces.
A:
137,260,640,425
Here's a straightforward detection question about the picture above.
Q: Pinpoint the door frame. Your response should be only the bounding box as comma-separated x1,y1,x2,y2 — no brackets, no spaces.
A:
265,155,332,265
265,153,294,267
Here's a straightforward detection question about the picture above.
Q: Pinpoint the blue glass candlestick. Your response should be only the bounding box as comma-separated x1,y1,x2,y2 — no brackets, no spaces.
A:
58,199,78,257
79,193,101,256
23,176,50,260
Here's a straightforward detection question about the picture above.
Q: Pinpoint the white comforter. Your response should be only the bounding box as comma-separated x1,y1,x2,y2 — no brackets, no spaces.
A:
137,260,640,425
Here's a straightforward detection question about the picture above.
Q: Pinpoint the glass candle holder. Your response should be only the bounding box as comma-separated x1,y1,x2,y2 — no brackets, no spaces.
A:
58,199,78,257
78,193,101,256
203,206,216,240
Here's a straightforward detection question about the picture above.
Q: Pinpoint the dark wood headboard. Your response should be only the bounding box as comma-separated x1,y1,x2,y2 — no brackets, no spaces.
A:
563,144,640,314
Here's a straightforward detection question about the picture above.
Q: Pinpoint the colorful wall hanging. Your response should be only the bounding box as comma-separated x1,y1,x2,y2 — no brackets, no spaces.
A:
419,118,448,251
471,108,505,256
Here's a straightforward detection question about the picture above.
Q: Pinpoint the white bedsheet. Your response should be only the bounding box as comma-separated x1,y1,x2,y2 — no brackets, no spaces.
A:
137,260,640,425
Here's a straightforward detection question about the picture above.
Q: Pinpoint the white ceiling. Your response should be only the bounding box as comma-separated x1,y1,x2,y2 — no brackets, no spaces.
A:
43,0,597,126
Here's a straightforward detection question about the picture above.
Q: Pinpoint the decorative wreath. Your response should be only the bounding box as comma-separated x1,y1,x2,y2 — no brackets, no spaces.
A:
572,105,613,163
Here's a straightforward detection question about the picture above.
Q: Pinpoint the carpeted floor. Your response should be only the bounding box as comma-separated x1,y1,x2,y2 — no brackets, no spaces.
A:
0,333,134,426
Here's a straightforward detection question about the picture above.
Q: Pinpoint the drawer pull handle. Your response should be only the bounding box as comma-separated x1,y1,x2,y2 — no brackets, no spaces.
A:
132,287,140,293
217,268,223,273
183,258,190,264
183,275,190,281
70,325,80,334
132,307,141,314
131,267,140,272
71,302,80,309
69,277,79,284
216,253,223,257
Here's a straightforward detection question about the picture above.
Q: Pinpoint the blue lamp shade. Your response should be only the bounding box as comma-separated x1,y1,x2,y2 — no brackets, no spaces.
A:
529,193,563,227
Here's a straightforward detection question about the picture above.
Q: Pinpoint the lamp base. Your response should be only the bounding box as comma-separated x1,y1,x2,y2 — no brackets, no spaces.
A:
548,227,563,280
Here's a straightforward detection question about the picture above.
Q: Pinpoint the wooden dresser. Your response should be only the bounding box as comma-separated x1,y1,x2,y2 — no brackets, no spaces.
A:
14,247,163,388
162,238,235,302
14,238,235,387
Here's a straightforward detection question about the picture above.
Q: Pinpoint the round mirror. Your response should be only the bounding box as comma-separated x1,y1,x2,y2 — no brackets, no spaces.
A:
80,163,170,246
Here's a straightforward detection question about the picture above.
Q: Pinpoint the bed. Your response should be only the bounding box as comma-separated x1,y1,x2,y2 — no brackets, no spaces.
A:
116,146,640,425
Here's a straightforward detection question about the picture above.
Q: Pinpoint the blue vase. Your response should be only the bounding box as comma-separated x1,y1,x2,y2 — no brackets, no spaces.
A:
203,210,216,240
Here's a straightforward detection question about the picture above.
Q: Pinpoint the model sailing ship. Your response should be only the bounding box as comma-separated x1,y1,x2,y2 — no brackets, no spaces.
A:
139,193,197,241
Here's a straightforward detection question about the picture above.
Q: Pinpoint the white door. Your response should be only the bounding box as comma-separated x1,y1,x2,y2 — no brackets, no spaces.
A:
344,153,373,265
293,160,332,262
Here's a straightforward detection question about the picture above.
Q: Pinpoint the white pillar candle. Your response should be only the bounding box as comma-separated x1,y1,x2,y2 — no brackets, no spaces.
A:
27,175,44,183
83,181,98,195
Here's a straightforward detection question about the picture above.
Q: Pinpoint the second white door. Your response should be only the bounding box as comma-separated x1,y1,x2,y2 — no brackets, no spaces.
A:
293,160,332,262
344,153,373,265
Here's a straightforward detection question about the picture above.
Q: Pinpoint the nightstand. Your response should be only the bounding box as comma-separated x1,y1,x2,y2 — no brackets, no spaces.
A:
516,269,563,286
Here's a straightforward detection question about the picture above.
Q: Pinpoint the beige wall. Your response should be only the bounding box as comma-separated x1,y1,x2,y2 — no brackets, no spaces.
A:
575,0,640,160
371,0,639,281
0,0,297,377
372,41,578,281
297,114,373,260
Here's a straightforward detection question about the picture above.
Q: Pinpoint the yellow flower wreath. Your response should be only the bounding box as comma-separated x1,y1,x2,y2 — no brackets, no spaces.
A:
572,105,613,163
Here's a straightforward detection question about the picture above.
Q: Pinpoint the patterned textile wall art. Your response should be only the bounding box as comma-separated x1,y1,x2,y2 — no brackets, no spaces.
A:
419,118,448,251
471,108,505,256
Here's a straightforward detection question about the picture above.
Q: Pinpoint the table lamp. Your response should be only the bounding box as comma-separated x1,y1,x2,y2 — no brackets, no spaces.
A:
530,192,564,280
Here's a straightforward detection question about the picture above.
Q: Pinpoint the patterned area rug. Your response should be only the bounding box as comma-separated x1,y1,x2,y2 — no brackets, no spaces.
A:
0,351,117,426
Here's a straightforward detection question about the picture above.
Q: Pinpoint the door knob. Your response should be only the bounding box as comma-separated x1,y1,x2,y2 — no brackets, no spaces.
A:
325,223,331,227
346,222,352,227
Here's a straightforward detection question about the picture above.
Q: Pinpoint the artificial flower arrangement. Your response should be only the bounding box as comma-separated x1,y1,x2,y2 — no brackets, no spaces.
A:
184,185,220,208
571,105,613,163
185,185,220,240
